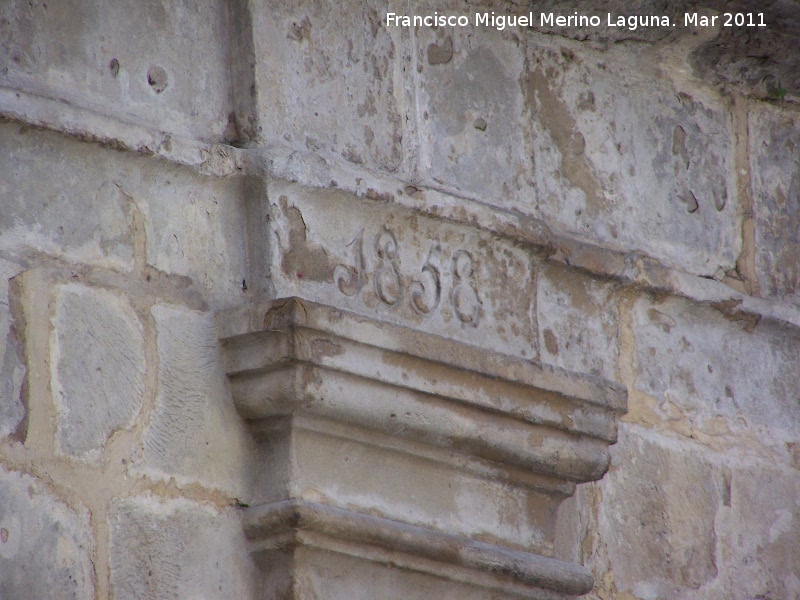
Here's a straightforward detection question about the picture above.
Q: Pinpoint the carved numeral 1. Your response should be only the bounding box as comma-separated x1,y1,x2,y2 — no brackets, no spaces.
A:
334,228,366,297
451,250,481,326
410,244,442,315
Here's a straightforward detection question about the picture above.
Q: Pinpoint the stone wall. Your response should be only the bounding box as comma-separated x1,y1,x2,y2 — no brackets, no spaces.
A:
1,1,799,599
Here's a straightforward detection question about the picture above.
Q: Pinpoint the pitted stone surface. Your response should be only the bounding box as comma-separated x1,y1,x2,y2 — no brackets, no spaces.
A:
0,468,94,600
537,261,619,379
0,0,236,141
52,282,145,458
721,463,800,599
0,260,25,441
265,182,540,360
415,25,533,207
135,166,248,308
598,427,721,597
0,123,134,270
632,294,800,435
250,0,405,171
109,495,255,600
750,104,800,302
138,305,253,496
526,40,738,276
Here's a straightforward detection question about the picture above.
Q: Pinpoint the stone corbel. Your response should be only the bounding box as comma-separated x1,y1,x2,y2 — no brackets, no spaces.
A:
219,296,626,599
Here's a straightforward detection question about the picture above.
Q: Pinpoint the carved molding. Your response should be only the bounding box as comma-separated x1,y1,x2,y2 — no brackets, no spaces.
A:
243,499,594,598
219,297,626,598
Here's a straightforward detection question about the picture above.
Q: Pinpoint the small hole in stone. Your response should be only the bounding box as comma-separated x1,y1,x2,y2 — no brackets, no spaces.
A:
147,65,168,93
109,58,119,77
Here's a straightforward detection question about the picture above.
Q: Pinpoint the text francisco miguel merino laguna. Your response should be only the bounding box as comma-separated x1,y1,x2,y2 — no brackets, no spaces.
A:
385,11,767,30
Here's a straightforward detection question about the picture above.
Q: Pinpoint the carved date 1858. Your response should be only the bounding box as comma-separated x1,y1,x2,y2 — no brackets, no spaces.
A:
334,226,482,325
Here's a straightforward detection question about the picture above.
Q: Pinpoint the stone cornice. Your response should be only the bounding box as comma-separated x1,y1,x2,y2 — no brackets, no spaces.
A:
220,297,626,483
244,499,594,598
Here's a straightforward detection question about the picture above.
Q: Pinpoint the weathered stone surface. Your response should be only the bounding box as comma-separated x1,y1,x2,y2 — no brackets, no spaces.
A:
537,261,619,379
0,122,134,270
415,23,533,207
0,260,25,441
0,122,248,305
250,0,405,171
52,282,145,458
136,168,248,308
527,39,738,276
0,0,236,141
691,0,800,102
597,426,722,597
0,467,94,600
137,305,253,496
109,495,256,600
632,294,800,437
750,104,800,302
263,181,540,360
718,462,800,600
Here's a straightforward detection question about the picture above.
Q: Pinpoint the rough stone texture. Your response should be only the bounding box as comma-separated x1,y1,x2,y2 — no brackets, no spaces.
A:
691,0,800,102
415,23,534,207
136,167,249,308
52,282,145,458
0,0,236,142
632,294,800,440
250,0,406,171
750,104,800,302
109,495,256,600
526,39,738,276
0,122,134,270
137,304,253,496
0,467,95,600
720,462,800,600
596,427,722,598
1,2,799,599
0,260,25,441
537,261,619,379
0,121,248,306
265,182,540,360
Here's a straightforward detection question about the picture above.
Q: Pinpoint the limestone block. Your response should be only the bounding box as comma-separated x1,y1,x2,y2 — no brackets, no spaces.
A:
0,260,26,441
249,0,405,171
137,305,254,497
527,40,738,276
537,262,619,380
720,463,800,600
597,426,722,597
414,22,534,207
109,495,256,600
136,169,248,309
0,123,134,270
0,468,95,600
632,294,800,436
52,283,145,458
750,104,800,301
261,181,540,360
0,0,236,142
0,122,248,304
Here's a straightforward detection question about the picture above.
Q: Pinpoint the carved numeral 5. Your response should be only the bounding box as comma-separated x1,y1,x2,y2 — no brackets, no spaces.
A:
410,244,442,315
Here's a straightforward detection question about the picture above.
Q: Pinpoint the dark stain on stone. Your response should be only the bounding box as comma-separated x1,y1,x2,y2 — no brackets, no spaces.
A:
528,65,606,218
365,188,394,203
427,36,453,65
473,117,487,131
311,338,344,359
710,299,761,332
279,196,335,282
543,329,559,355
